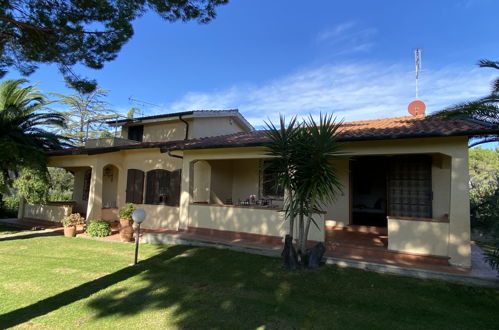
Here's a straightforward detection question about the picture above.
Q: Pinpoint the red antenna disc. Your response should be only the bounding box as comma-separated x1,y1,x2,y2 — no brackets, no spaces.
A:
408,100,426,116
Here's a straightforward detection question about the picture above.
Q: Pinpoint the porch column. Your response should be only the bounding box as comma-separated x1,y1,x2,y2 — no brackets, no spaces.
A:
86,163,103,221
116,165,127,208
448,152,471,267
178,159,194,230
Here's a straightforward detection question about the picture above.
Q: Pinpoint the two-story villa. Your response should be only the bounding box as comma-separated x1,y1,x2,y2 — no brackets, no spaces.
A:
18,109,499,268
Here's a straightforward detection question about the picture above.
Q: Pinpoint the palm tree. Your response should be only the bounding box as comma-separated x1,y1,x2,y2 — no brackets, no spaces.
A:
431,60,499,147
0,79,68,203
265,114,343,262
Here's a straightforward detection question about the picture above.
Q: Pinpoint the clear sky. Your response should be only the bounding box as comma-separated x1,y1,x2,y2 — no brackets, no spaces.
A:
4,0,499,129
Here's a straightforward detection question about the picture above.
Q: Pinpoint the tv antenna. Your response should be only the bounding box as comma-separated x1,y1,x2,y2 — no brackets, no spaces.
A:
407,48,426,116
415,48,421,98
128,96,161,108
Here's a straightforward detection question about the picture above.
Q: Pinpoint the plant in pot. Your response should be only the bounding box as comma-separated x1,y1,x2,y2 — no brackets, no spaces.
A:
62,213,85,238
118,203,135,242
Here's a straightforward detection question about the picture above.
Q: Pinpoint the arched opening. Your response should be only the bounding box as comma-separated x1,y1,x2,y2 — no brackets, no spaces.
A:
102,164,119,208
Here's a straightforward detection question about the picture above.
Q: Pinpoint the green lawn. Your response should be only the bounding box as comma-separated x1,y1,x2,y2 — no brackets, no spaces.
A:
0,223,23,235
0,230,498,329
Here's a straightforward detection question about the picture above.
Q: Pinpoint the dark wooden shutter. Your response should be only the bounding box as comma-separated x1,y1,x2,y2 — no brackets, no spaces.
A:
388,155,432,218
126,169,144,204
167,169,182,206
145,170,157,204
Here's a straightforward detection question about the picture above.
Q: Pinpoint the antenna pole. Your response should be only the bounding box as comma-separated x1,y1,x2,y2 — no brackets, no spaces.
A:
415,49,421,99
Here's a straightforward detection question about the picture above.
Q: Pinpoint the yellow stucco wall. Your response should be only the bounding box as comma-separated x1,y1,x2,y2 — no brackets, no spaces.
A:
101,208,118,221
142,121,186,142
193,160,211,203
189,117,246,139
132,204,180,229
188,204,324,242
120,116,247,143
323,159,350,227
388,218,450,256
102,165,119,208
232,159,260,202
432,154,451,220
208,160,233,204
24,203,72,222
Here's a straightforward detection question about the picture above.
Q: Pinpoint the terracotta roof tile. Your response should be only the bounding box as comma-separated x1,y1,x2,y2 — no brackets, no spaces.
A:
49,116,498,156
167,116,497,151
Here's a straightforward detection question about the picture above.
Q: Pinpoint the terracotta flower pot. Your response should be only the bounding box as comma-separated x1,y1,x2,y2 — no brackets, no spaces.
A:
120,226,134,242
64,226,77,238
119,218,132,228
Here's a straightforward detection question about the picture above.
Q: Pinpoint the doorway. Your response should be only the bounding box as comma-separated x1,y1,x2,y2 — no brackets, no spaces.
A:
351,157,388,227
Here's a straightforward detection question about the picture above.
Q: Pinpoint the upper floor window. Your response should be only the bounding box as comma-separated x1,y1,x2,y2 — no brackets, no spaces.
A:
128,125,144,142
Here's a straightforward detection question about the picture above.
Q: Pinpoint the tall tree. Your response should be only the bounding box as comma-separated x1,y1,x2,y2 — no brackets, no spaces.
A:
265,114,343,262
0,79,67,203
431,60,499,146
0,0,228,93
52,88,119,145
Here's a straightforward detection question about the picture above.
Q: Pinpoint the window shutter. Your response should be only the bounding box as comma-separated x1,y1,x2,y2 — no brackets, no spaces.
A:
126,169,144,204
168,169,181,206
145,170,157,204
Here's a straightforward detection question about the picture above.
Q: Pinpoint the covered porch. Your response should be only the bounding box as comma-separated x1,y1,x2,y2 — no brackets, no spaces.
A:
178,136,471,267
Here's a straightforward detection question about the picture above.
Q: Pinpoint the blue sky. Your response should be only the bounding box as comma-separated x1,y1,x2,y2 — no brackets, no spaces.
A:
5,0,499,129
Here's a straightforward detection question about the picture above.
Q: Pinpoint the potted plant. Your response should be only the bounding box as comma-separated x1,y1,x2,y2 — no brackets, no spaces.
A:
62,213,85,237
118,203,135,242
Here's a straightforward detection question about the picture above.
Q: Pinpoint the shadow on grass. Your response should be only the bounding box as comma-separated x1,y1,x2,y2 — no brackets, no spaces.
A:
0,230,62,242
86,247,295,328
0,245,193,328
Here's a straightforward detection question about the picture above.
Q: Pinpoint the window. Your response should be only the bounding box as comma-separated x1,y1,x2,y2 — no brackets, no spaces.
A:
126,169,144,204
387,155,432,218
261,161,284,199
82,169,91,201
127,125,143,142
145,169,182,206
145,169,170,205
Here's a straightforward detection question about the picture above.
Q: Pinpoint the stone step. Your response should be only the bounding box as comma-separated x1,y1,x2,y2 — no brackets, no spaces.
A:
326,242,450,266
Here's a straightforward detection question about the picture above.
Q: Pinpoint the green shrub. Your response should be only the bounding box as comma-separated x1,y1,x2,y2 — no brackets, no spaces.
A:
1,195,19,218
62,213,85,227
119,203,135,220
86,220,112,237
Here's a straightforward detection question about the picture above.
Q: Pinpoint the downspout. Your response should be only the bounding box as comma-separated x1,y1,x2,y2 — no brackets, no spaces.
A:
179,114,189,140
168,150,183,159
168,114,188,159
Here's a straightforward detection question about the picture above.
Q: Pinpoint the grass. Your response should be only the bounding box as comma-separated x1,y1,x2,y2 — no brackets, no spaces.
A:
0,223,23,235
0,232,498,329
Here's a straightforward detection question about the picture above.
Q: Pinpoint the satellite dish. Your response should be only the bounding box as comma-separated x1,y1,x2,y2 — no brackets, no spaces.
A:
408,100,426,116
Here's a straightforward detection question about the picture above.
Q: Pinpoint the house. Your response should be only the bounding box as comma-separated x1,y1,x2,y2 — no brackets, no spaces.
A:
18,108,498,268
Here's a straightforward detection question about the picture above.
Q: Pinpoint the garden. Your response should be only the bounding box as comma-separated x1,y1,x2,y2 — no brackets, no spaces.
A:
1,224,499,329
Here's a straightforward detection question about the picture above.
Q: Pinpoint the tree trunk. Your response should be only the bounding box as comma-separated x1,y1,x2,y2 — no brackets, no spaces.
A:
297,203,305,261
301,197,317,254
287,188,295,238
